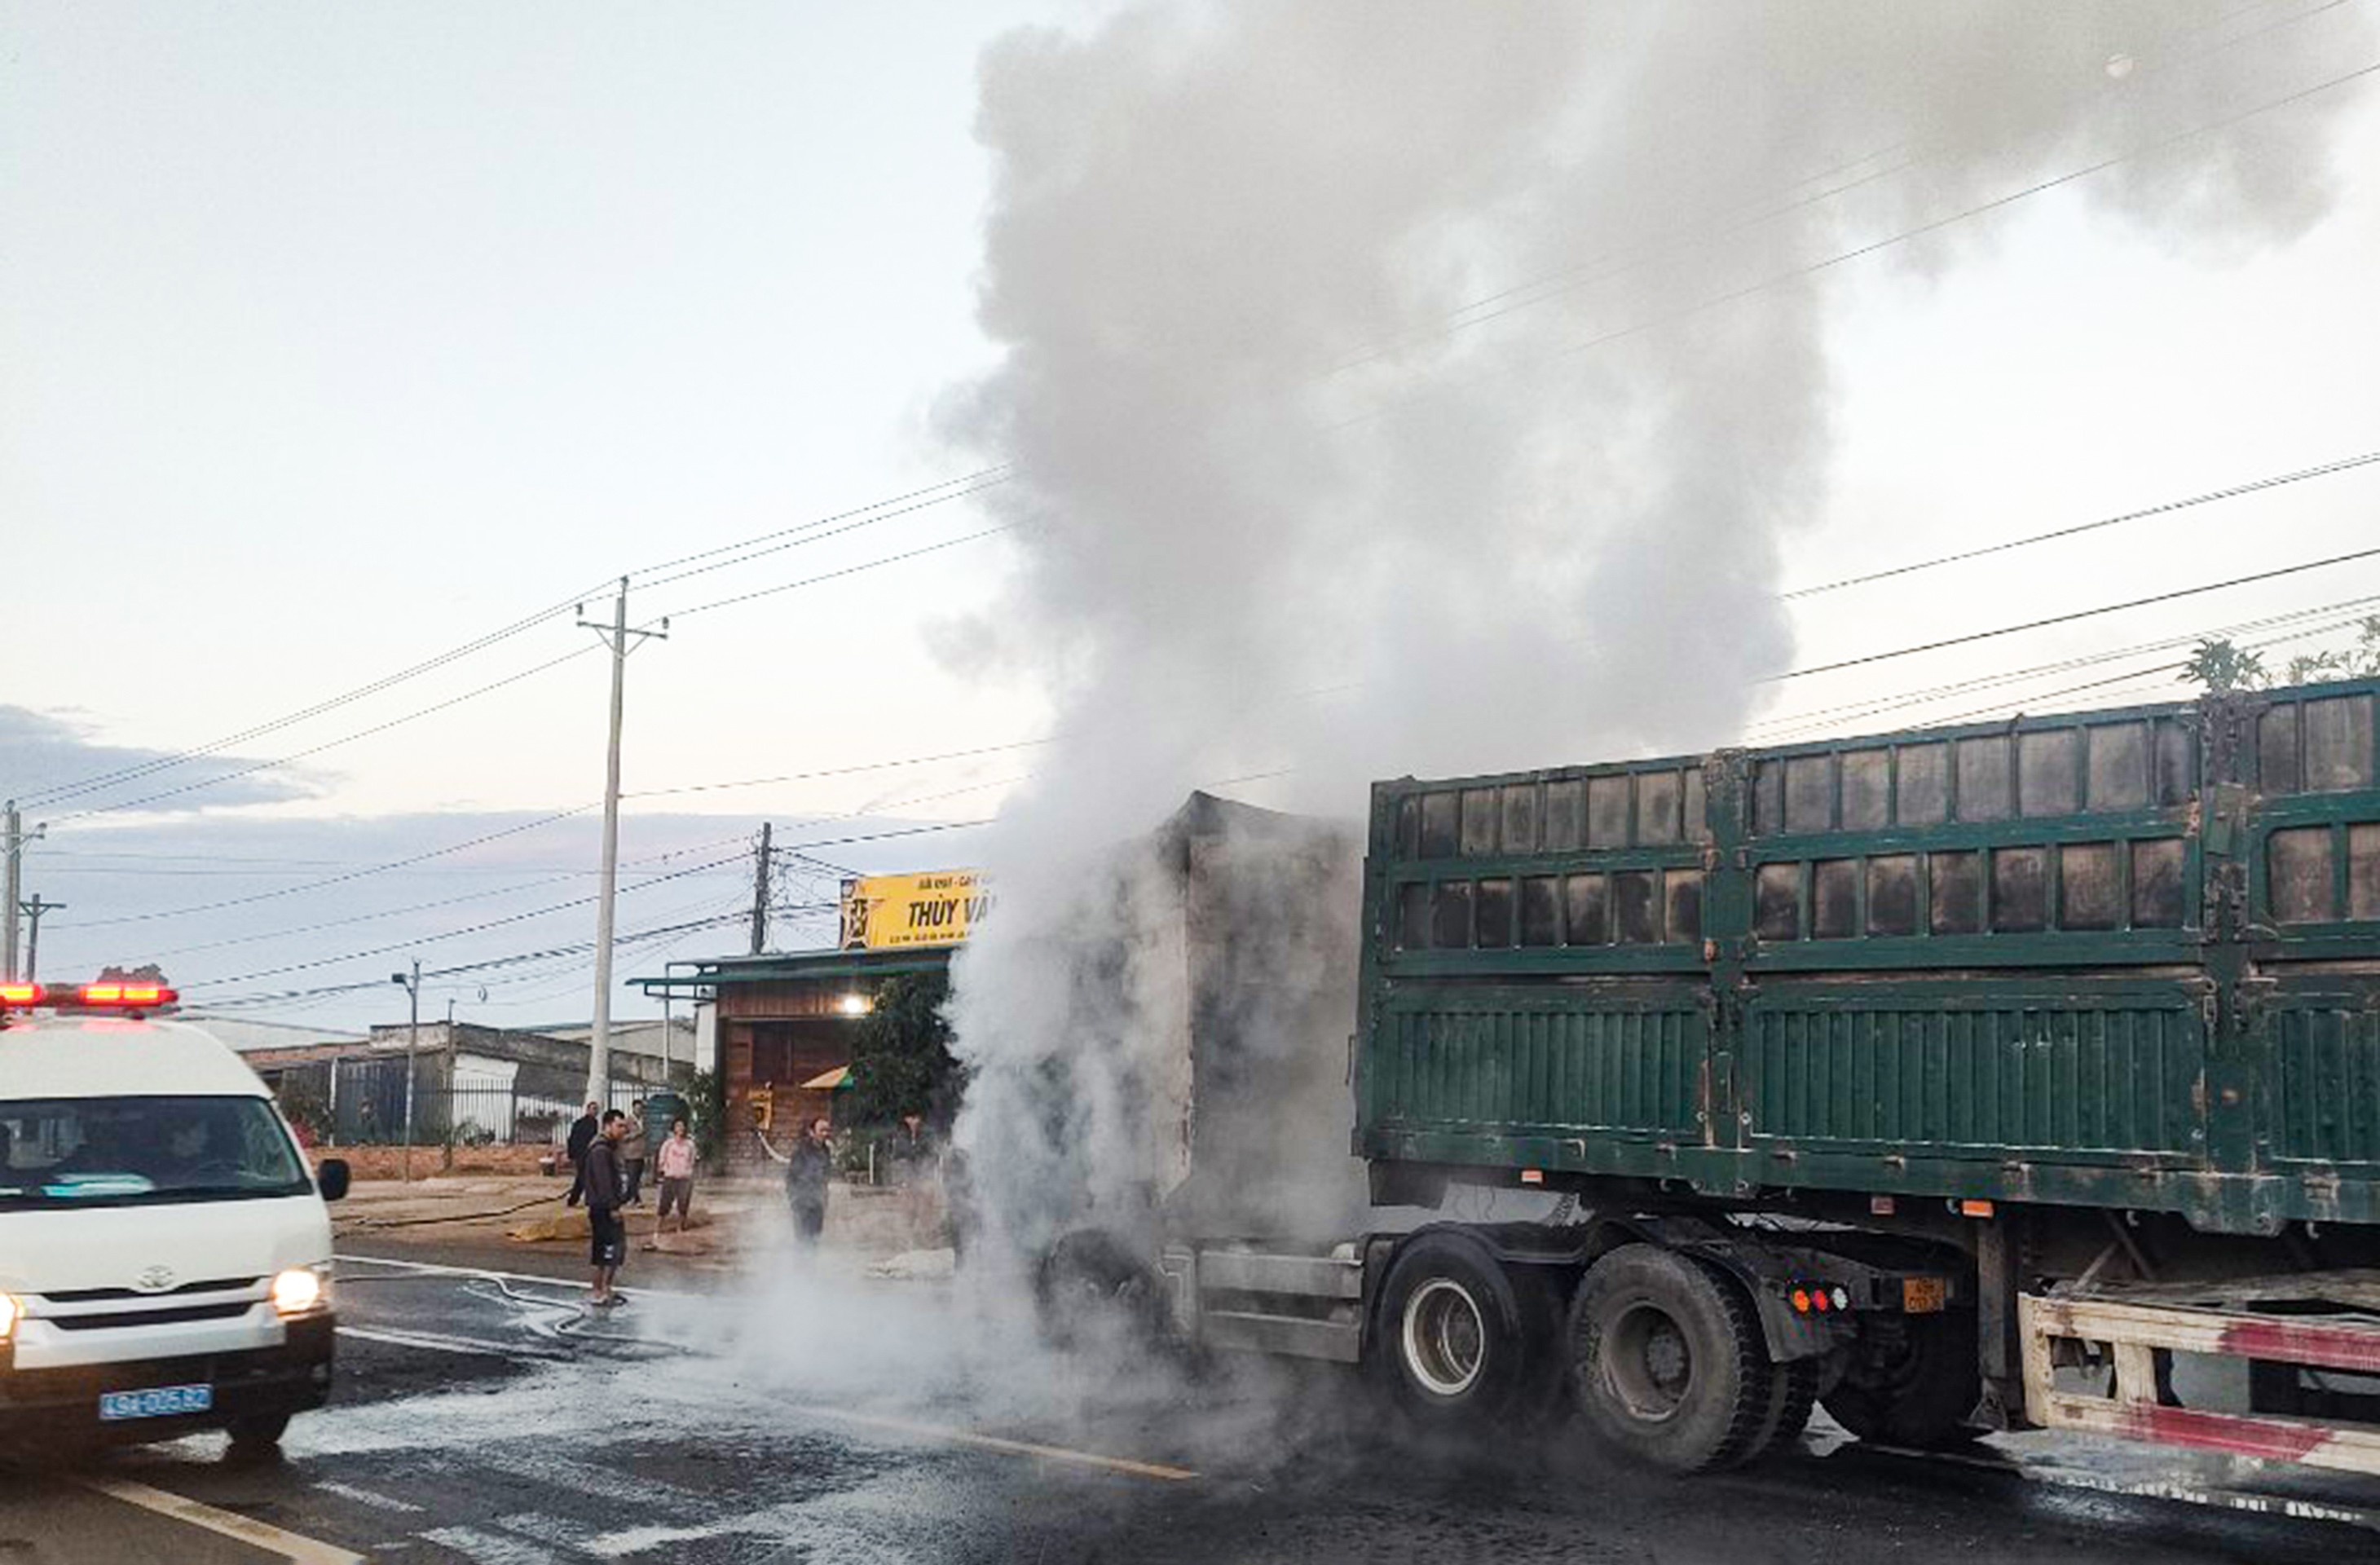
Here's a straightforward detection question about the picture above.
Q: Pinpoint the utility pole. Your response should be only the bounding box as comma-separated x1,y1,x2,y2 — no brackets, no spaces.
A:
444,995,459,1170
19,894,64,983
749,820,774,955
578,579,667,1108
2,803,44,983
392,961,421,1184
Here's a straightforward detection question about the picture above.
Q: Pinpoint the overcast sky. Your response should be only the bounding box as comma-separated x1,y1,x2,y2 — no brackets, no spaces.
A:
5,2,2377,1029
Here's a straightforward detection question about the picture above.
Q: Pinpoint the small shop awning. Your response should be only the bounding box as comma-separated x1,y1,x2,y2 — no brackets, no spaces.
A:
800,1065,853,1091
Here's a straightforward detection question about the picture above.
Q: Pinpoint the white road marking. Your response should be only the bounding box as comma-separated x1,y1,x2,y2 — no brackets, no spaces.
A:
788,1403,1200,1481
469,1445,710,1513
419,1523,563,1564
337,1324,570,1360
83,1476,365,1564
311,1479,426,1514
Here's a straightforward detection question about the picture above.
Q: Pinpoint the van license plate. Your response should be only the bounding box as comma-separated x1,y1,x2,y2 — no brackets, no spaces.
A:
99,1384,213,1421
1902,1276,1947,1314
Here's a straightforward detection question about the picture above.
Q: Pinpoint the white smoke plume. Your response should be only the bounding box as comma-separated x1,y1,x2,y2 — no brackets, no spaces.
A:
935,2,2372,1275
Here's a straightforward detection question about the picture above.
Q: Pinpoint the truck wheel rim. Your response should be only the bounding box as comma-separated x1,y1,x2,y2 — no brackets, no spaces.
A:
1404,1278,1487,1396
1604,1302,1692,1422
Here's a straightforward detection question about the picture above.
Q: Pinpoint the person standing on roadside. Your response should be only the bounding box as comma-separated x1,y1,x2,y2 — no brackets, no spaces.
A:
619,1100,650,1207
563,1100,601,1208
756,1115,835,1247
583,1109,630,1307
887,1111,937,1245
650,1118,698,1246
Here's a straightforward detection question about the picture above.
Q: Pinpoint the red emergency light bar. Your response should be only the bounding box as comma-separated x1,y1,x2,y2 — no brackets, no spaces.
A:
0,981,178,1012
79,983,175,1007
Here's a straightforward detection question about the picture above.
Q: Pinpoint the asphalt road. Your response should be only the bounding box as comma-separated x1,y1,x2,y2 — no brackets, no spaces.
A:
7,1241,2380,1563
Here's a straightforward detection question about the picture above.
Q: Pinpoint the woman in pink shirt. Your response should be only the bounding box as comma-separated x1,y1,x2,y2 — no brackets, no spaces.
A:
653,1118,699,1241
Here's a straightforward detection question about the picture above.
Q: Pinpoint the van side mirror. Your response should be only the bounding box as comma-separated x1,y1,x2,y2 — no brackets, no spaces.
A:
317,1157,351,1201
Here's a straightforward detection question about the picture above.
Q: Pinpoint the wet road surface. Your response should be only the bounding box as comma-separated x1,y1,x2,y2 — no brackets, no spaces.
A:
6,1243,2380,1563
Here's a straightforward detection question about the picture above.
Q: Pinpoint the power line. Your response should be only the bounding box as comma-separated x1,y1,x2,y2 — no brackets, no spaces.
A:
622,736,1058,801
1779,450,2380,599
1336,55,2380,432
54,807,597,931
126,831,758,962
1325,0,2349,380
42,644,599,827
176,818,990,997
12,582,611,810
188,818,995,1009
621,466,1010,584
1748,593,2380,738
633,474,1013,593
1766,546,2380,683
11,470,1012,823
178,851,752,990
39,519,1020,830
656,523,1021,622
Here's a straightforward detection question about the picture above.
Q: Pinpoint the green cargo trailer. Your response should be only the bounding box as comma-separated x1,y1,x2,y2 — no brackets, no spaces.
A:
1117,681,2380,1476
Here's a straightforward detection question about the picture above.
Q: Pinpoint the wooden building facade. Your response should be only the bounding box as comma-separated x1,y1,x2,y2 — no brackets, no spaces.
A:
635,948,952,1175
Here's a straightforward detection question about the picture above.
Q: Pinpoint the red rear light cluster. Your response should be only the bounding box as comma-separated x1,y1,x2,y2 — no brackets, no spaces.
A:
1789,1282,1854,1316
0,983,43,1007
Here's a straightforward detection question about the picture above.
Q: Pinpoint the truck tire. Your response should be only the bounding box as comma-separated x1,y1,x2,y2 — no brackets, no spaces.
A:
1034,1228,1167,1351
1567,1244,1774,1473
1374,1232,1558,1423
1821,1310,1981,1449
1752,1358,1819,1458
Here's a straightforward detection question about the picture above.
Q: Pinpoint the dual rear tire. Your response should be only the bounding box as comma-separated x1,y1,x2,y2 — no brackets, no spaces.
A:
1373,1232,1563,1424
1567,1243,1787,1472
1374,1237,1822,1472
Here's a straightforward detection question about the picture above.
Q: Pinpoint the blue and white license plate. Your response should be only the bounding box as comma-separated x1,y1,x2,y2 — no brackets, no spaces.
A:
98,1384,213,1421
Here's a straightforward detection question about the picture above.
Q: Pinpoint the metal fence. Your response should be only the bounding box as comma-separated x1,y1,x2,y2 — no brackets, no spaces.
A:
267,1059,669,1148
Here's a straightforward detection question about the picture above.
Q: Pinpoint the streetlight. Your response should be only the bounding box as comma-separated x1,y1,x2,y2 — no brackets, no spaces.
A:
390,962,420,1184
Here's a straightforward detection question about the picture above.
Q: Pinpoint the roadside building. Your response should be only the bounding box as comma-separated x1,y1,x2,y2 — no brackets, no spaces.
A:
233,1018,691,1146
635,869,983,1175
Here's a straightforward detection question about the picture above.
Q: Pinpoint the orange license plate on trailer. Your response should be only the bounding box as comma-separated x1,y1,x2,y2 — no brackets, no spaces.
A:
1902,1276,1947,1313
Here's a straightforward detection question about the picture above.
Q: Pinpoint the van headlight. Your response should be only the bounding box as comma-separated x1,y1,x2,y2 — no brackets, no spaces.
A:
0,1290,17,1341
271,1267,327,1317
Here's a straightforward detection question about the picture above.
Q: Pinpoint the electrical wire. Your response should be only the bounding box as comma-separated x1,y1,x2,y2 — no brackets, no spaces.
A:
178,852,753,990
1334,55,2380,432
12,580,613,810
1778,450,2380,599
53,807,601,931
179,819,992,1006
1765,546,2380,683
1748,593,2380,738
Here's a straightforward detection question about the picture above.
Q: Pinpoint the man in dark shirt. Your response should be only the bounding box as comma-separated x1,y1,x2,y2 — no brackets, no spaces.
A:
759,1116,835,1247
563,1100,602,1208
583,1109,629,1306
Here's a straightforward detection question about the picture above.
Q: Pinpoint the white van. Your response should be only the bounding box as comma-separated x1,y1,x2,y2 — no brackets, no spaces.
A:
0,985,349,1453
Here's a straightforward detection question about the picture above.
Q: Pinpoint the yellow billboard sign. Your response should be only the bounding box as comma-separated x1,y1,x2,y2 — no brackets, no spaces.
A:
838,870,990,950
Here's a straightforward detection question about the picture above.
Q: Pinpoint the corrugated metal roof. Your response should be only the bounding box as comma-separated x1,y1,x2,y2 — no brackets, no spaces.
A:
630,945,953,992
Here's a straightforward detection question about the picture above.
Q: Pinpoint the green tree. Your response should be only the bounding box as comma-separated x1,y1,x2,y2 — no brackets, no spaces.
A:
2287,616,2380,684
847,972,961,1127
2180,638,2269,693
688,1066,727,1168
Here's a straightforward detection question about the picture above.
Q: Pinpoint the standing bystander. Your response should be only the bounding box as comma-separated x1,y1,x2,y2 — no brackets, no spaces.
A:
650,1118,698,1247
583,1109,630,1306
563,1100,601,1208
619,1101,650,1206
756,1116,835,1247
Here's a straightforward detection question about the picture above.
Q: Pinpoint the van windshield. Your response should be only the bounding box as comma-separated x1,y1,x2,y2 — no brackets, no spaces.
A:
0,1096,311,1210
